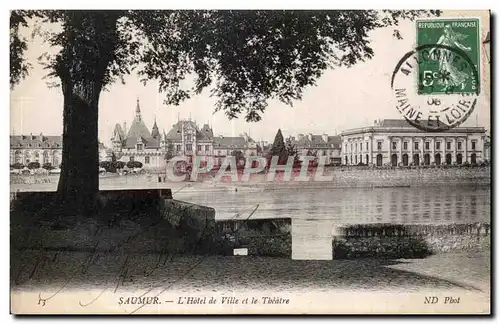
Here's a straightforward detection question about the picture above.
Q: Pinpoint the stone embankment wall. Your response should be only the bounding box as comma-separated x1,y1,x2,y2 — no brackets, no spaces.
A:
11,191,217,255
253,166,491,189
332,223,490,259
215,221,490,259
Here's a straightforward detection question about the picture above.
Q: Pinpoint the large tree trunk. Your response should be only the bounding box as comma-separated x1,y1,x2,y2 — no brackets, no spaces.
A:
57,79,102,214
54,12,120,216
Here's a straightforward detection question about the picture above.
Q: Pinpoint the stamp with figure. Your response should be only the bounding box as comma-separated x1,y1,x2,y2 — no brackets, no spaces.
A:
391,18,481,132
416,18,480,95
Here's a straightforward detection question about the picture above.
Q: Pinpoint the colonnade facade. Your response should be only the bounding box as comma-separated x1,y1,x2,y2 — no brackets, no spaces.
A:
341,122,486,166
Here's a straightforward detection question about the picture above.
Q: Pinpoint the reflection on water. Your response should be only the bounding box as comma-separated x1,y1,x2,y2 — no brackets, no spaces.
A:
175,186,490,225
176,185,490,260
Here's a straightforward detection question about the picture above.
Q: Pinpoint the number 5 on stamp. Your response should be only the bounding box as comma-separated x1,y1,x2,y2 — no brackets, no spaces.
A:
416,18,480,95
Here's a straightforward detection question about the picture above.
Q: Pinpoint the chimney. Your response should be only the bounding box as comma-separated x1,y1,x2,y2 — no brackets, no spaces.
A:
39,133,44,141
322,133,328,143
123,122,127,135
297,134,304,141
308,133,313,141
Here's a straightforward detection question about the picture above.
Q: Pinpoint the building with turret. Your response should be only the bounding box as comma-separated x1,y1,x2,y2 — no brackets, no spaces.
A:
111,98,167,170
165,119,214,159
109,98,264,170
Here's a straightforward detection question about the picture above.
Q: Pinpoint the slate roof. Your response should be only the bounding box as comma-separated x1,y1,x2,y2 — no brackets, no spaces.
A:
124,136,160,149
293,134,341,149
112,124,125,141
126,117,152,141
151,119,160,139
10,135,62,149
213,136,247,149
375,119,413,128
328,136,341,146
166,120,214,142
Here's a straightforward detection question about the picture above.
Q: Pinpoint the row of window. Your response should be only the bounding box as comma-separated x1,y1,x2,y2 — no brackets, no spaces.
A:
136,143,213,152
129,156,150,164
14,157,59,165
345,153,475,166
346,140,477,152
12,143,61,148
175,144,211,152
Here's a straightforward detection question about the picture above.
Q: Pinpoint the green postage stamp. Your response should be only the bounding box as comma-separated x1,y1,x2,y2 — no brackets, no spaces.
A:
416,18,480,95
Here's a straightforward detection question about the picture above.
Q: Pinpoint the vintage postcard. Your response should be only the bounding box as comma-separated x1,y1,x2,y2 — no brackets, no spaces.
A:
9,9,491,315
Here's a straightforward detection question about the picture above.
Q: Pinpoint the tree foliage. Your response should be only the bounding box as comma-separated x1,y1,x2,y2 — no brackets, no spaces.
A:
9,9,440,210
165,141,175,161
10,10,439,121
11,162,24,169
231,150,245,164
127,160,143,169
42,162,54,170
285,137,298,157
27,161,40,169
270,129,286,156
269,129,290,164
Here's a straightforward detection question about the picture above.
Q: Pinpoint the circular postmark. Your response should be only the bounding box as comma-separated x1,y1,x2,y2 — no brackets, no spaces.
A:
391,44,480,132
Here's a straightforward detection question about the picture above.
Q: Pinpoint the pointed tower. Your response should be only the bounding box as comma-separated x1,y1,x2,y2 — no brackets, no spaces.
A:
151,116,160,139
135,97,142,121
111,123,125,153
161,128,167,150
127,97,151,139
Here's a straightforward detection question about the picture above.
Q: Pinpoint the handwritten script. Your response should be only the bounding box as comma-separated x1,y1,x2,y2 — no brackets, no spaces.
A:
12,190,259,314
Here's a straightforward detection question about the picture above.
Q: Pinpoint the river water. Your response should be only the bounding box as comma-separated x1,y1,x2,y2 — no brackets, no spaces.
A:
175,185,490,260
174,185,490,225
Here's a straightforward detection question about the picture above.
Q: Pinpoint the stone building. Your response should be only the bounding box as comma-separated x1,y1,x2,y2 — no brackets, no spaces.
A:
288,133,342,165
341,119,487,166
165,119,214,159
111,99,167,169
10,133,62,167
484,135,491,162
212,133,258,165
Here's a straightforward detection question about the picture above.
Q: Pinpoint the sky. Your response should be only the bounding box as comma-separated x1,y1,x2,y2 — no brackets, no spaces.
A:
9,10,491,147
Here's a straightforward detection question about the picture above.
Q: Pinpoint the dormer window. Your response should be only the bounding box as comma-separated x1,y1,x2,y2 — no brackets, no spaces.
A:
137,144,143,151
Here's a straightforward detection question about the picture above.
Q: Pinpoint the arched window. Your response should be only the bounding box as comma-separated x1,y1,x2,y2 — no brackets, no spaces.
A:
413,154,420,166
424,153,430,165
391,154,398,166
402,154,409,166
52,151,59,167
445,153,452,165
14,150,22,163
435,153,441,166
